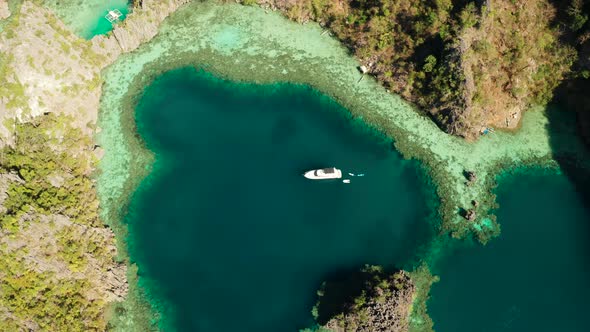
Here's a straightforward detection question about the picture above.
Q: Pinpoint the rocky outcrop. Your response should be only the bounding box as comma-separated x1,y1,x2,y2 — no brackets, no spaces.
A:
315,266,415,332
465,209,476,222
0,173,22,214
0,0,189,329
0,2,104,146
92,0,190,61
0,214,128,303
0,1,9,20
0,0,190,147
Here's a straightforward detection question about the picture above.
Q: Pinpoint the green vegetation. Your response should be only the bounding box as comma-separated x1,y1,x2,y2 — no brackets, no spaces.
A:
0,254,107,331
1,114,99,230
313,265,418,332
56,225,113,272
0,114,115,331
59,39,71,53
249,0,582,138
0,54,28,112
458,0,575,128
567,0,588,31
263,0,454,96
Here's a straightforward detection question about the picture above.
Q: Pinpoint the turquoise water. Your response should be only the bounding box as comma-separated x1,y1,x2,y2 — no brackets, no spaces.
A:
429,167,590,331
85,2,129,39
41,0,130,39
125,67,436,331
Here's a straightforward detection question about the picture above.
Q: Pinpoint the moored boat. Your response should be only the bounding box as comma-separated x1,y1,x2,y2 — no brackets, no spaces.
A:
303,167,342,180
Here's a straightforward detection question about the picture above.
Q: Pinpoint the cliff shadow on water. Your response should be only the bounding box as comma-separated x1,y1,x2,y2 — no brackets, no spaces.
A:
547,80,590,255
545,0,590,271
313,267,378,325
548,76,590,210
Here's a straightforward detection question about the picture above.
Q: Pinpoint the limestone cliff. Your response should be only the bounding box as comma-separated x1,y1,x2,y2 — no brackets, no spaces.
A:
0,0,187,329
0,0,189,147
0,1,9,20
441,0,575,138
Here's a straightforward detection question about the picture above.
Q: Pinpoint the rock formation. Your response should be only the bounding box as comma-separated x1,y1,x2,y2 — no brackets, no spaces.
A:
465,209,476,222
315,266,415,332
0,0,188,329
0,1,9,20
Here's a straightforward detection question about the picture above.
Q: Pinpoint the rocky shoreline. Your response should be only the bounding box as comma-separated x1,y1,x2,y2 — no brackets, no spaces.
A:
1,0,589,331
314,266,416,332
0,0,188,330
0,1,9,20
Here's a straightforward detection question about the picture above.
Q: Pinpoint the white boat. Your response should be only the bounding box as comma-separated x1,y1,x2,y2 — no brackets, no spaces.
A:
105,9,123,23
303,167,342,180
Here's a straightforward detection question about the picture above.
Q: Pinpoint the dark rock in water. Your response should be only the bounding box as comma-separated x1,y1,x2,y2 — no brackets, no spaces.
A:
465,209,476,221
464,170,477,186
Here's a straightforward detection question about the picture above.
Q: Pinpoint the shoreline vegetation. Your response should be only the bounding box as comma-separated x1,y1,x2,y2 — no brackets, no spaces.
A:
0,0,588,331
305,266,420,332
0,0,187,330
241,0,589,141
0,114,127,331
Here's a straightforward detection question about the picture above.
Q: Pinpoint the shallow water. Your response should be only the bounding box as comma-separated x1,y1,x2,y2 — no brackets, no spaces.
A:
429,168,590,332
125,67,436,331
42,0,129,39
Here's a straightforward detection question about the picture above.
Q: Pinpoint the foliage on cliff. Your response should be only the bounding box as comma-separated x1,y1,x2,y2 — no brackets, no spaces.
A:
249,0,579,138
0,114,124,331
310,265,418,332
1,114,98,229
449,0,575,136
549,0,590,145
0,257,105,331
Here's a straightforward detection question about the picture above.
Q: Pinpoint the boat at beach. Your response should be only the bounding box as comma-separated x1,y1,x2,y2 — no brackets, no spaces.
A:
303,167,342,180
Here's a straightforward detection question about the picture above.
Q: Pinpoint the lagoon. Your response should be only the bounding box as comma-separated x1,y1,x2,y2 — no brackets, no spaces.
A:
124,67,436,331
91,2,590,331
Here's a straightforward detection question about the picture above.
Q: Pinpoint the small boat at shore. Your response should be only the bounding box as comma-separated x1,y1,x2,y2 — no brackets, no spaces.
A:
303,167,342,180
105,9,123,23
